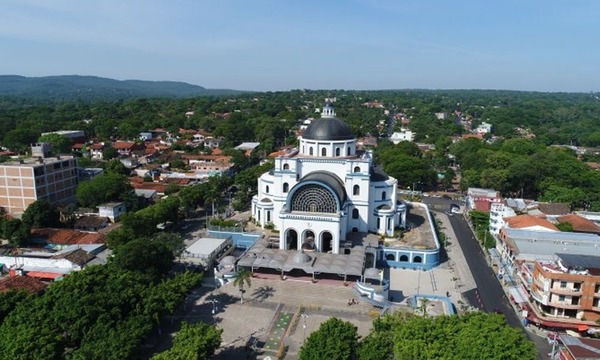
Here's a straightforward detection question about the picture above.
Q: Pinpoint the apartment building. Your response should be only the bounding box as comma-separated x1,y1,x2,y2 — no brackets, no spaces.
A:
0,152,78,215
531,253,600,324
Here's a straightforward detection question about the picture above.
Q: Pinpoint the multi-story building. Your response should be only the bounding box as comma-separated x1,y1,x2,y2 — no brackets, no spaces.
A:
466,187,502,212
531,253,600,325
0,150,78,216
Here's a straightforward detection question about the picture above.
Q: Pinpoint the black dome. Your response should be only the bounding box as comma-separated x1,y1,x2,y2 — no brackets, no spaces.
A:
303,117,354,141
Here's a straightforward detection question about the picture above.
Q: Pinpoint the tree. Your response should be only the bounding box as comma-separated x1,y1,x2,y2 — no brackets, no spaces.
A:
104,158,130,175
77,173,132,208
152,232,186,259
232,268,252,304
21,199,60,229
38,133,72,154
111,239,174,279
299,317,359,360
388,312,535,360
556,222,573,232
151,322,222,360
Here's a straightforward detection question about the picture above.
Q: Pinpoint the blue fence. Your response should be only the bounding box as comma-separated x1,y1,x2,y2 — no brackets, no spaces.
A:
409,294,456,315
208,230,261,249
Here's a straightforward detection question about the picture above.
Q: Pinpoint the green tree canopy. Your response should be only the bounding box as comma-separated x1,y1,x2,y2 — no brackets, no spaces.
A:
299,317,359,360
38,133,72,154
76,172,132,208
151,322,222,360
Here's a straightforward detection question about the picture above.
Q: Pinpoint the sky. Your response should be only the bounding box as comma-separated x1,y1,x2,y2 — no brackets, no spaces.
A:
0,0,598,92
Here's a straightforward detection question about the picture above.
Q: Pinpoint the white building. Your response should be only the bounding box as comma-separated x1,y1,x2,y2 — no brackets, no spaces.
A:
252,103,407,255
475,122,493,135
489,202,517,235
390,128,415,144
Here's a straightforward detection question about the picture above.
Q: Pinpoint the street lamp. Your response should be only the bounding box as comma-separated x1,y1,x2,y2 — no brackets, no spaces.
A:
301,313,309,344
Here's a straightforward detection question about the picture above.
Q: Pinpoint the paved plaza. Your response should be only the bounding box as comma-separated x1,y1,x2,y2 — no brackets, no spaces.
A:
142,209,480,359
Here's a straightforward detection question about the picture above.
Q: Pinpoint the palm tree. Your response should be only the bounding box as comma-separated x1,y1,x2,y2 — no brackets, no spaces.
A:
418,297,430,316
233,268,252,304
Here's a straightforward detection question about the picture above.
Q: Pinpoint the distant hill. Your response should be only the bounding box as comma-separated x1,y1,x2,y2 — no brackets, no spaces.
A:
0,75,246,102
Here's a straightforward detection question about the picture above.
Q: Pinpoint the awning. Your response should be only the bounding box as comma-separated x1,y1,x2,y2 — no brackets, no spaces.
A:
508,286,527,304
578,324,589,332
527,314,582,331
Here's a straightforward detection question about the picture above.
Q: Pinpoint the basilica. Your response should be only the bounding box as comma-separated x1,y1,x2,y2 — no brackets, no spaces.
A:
252,103,407,255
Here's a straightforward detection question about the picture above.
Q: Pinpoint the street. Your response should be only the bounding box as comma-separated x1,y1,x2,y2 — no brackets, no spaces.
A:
422,196,552,358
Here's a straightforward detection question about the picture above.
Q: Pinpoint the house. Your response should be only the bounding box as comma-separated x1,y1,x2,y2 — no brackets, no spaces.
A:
89,143,105,159
30,228,106,247
0,246,101,281
475,122,492,135
135,189,158,204
466,188,502,212
504,214,559,232
112,141,145,157
558,335,600,359
557,214,600,235
390,129,415,144
74,216,109,232
528,202,571,220
98,202,127,222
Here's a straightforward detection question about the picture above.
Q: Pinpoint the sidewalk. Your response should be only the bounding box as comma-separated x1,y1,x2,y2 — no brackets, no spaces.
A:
435,212,477,294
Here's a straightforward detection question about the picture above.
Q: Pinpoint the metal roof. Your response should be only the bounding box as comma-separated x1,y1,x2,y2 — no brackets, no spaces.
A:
302,117,354,141
557,253,600,271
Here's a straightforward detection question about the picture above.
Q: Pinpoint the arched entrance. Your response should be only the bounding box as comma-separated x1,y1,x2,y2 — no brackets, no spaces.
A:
286,229,298,250
303,230,315,250
321,231,333,253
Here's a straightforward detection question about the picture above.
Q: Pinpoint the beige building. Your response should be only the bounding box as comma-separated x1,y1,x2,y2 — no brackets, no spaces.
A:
0,155,79,216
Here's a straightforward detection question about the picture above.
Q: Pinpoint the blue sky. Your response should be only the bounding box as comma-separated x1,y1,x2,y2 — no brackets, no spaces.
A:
1,0,598,91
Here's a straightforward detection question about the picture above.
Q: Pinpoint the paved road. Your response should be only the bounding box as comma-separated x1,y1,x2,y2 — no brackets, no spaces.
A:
423,197,552,358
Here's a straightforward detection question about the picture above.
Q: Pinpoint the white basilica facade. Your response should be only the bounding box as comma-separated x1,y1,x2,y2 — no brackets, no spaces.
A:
252,104,407,254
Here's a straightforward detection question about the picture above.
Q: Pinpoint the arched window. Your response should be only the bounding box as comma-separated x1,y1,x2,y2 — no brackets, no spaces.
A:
265,185,270,194
413,256,423,263
353,185,360,196
309,147,314,156
283,163,289,170
399,254,409,262
386,253,395,261
381,191,386,200
352,208,359,219
353,166,360,173
335,148,340,156
321,148,326,156
283,182,289,193
291,184,338,213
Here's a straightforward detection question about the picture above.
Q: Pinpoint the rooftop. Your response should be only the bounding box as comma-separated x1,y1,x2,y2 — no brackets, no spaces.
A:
505,214,559,231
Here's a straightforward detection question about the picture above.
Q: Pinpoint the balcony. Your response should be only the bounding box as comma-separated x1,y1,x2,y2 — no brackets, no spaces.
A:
547,301,581,310
549,287,582,296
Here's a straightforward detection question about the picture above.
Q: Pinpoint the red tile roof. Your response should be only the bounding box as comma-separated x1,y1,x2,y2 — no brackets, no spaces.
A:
0,275,48,294
505,214,559,231
113,141,137,150
30,228,106,245
557,214,600,234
